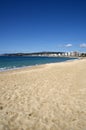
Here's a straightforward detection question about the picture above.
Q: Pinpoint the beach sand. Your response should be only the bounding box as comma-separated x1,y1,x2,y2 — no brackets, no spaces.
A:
0,59,86,130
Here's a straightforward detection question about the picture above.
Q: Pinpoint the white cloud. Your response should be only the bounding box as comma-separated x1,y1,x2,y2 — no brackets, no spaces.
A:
65,44,72,47
80,43,86,48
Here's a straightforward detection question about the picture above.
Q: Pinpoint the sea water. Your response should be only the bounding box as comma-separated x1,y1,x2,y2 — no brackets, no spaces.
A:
0,56,77,71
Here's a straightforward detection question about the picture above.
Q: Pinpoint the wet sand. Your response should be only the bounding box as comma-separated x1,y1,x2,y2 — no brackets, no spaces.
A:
0,59,86,130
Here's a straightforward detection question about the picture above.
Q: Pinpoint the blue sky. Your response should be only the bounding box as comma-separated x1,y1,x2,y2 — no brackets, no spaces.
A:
0,0,86,53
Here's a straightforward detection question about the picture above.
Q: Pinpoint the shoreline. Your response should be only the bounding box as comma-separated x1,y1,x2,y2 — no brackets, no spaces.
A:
0,57,78,73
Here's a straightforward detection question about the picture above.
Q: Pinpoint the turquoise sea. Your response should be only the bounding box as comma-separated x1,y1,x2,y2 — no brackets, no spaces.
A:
0,56,77,71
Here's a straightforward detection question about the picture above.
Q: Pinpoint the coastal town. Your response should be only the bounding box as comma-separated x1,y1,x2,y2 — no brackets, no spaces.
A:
1,51,86,57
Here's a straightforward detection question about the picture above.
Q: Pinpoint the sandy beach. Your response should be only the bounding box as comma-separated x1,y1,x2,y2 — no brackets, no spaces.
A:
0,59,86,130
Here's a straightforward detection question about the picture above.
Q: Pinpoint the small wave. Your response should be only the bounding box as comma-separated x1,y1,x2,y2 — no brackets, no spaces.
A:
0,67,11,71
0,67,7,71
0,65,33,72
0,66,17,72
